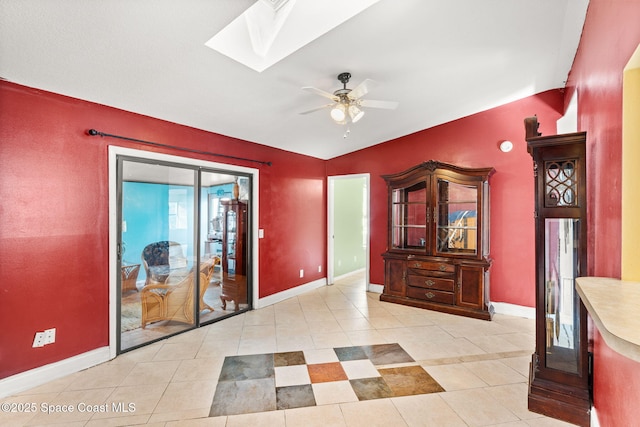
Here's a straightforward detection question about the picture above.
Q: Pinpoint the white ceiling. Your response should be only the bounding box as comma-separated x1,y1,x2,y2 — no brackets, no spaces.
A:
0,0,588,160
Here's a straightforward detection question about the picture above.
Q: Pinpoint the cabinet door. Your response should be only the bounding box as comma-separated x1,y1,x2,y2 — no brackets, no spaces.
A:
390,180,430,252
435,178,479,256
456,265,484,309
384,258,406,297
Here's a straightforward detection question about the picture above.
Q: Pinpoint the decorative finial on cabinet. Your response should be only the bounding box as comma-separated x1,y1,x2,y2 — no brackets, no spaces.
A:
524,116,542,140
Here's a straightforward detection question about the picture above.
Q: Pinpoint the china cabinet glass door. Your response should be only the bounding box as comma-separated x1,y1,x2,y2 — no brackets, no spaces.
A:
391,181,428,250
436,179,478,255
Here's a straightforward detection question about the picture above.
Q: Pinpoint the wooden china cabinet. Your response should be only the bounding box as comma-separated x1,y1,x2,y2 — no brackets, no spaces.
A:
381,161,495,320
525,117,591,426
220,199,248,311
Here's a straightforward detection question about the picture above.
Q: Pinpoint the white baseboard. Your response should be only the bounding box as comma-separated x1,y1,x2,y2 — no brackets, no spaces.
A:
0,346,111,399
255,278,327,308
367,283,384,293
491,302,535,319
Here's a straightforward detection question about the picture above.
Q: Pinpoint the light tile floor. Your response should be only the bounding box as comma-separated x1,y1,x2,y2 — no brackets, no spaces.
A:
1,273,574,426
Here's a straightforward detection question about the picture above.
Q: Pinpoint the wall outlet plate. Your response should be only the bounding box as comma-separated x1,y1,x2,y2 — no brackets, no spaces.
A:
33,332,45,348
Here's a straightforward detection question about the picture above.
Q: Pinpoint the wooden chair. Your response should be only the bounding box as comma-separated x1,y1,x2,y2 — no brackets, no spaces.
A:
198,256,220,313
140,271,196,328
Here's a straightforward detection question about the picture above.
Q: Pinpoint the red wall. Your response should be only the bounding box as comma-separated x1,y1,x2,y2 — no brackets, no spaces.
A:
327,90,564,308
0,82,327,379
564,0,640,424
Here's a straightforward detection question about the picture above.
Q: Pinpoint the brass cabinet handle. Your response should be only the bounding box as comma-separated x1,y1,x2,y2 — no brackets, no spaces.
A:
413,262,422,268
425,291,435,299
439,264,446,271
425,279,435,287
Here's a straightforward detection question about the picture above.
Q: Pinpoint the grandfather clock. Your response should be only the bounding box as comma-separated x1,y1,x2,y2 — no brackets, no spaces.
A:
525,117,591,426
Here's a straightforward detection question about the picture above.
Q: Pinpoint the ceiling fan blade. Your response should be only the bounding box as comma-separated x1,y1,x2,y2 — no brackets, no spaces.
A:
302,86,338,101
299,104,333,115
359,99,399,110
348,78,377,100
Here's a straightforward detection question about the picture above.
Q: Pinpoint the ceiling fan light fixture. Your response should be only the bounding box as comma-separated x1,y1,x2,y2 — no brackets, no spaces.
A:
348,104,365,123
330,103,346,122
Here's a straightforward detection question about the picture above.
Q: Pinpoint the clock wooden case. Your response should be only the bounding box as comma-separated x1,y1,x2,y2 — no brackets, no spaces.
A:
381,161,495,320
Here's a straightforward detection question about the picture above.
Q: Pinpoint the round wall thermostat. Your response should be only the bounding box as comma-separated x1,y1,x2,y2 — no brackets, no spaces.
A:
499,140,513,152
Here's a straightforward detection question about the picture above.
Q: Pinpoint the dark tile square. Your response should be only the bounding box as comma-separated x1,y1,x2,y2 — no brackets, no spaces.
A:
363,343,415,365
307,362,348,383
378,365,444,396
274,351,306,367
334,345,368,361
350,377,394,401
276,384,316,410
210,378,276,416
218,353,274,382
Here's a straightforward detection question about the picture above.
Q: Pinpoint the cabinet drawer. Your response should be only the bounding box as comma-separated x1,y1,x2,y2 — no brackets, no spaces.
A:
407,260,454,273
407,275,454,292
407,286,455,305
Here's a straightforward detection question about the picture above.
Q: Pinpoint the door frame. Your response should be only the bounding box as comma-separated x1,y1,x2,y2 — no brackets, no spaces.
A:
327,173,371,289
108,146,260,359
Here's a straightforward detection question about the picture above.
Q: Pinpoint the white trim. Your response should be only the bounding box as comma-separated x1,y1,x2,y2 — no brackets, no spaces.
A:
491,302,535,319
368,283,384,294
0,347,110,399
255,278,327,308
108,146,260,357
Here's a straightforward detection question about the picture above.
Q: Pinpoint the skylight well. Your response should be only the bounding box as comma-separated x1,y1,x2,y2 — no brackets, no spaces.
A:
205,0,381,72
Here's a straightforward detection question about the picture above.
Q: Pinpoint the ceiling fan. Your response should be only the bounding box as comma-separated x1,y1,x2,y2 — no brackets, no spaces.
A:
300,72,399,124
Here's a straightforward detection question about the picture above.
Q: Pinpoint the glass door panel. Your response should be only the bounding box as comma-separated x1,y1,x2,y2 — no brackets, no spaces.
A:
544,218,580,374
436,180,478,254
119,159,197,352
391,182,427,250
200,173,250,320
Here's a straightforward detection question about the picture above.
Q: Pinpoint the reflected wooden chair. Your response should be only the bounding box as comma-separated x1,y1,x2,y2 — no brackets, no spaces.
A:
140,271,196,328
198,256,220,313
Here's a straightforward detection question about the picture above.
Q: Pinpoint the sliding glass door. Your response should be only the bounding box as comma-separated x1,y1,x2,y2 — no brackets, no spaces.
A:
117,157,251,352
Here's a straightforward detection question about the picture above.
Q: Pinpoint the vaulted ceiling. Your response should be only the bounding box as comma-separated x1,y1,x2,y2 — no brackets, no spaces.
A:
0,0,588,159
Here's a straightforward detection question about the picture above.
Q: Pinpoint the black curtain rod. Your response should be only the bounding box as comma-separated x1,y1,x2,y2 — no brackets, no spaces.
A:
87,129,272,166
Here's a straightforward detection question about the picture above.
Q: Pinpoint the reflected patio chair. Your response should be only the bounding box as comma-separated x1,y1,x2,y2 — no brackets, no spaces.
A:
141,241,187,286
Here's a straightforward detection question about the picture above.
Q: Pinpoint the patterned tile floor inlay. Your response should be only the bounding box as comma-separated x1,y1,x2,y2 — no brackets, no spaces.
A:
209,343,444,416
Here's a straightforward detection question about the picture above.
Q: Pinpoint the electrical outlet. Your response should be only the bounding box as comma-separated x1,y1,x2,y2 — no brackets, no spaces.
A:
318,265,322,273
299,269,304,278
32,332,45,348
44,328,56,344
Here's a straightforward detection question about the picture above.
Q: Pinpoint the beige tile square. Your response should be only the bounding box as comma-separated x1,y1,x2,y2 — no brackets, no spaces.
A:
120,360,181,386
226,409,285,426
392,394,467,426
241,324,276,340
462,360,527,386
276,334,315,353
340,360,380,380
484,383,540,420
153,341,201,361
423,363,487,391
154,381,216,413
344,329,389,346
284,404,347,427
165,417,227,426
303,348,340,364
440,388,520,426
312,381,358,405
340,398,408,427
336,317,374,331
311,332,352,349
275,365,311,387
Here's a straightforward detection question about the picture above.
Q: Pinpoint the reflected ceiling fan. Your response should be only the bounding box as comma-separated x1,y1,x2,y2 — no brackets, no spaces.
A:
300,72,398,124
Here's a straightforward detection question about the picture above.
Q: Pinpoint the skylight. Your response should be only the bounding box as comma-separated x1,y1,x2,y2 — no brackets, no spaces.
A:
205,0,382,72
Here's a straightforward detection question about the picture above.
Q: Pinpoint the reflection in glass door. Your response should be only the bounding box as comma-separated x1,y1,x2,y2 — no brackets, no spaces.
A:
118,160,198,351
117,158,251,352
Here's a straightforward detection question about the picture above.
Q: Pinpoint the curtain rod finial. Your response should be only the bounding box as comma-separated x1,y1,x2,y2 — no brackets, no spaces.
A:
87,129,99,136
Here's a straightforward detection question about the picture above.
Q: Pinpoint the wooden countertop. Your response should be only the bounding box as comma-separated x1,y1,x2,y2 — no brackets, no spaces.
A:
576,277,640,363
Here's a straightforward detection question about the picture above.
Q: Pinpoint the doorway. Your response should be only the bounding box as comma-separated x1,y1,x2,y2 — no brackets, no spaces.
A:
109,146,259,356
327,174,370,289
